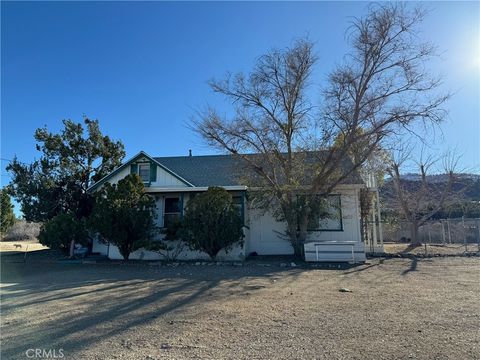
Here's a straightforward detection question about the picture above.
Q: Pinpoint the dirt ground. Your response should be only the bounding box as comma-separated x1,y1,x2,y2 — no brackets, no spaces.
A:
0,239,48,253
1,251,479,360
384,242,480,255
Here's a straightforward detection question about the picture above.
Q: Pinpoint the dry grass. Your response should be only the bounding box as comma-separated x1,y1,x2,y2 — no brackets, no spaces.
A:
384,242,480,255
0,239,48,253
1,251,479,360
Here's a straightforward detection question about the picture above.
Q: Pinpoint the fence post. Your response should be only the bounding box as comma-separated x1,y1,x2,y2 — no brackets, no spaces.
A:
428,223,432,244
376,189,384,251
441,220,446,245
462,216,467,253
477,219,480,252
447,219,452,244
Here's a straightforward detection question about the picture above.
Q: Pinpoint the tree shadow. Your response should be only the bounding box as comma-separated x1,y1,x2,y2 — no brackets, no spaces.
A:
0,256,308,359
401,257,418,275
400,243,423,254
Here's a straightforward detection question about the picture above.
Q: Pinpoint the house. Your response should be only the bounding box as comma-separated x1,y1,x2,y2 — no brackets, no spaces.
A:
88,151,379,262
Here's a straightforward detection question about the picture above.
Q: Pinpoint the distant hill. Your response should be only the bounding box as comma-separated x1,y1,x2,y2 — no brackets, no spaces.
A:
380,173,480,218
394,173,480,184
381,173,480,200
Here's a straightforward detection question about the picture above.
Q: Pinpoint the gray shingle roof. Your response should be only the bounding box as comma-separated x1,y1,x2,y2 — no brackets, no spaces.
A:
154,155,244,187
154,153,364,187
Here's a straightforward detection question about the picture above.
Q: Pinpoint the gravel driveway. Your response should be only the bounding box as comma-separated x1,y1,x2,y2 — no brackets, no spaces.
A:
1,252,479,360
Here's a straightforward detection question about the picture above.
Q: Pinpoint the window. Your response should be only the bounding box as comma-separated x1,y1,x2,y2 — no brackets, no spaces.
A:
307,195,342,231
138,163,150,182
164,197,181,228
232,196,244,223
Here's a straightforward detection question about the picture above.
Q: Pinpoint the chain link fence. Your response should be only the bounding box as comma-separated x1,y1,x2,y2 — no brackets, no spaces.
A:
382,218,480,254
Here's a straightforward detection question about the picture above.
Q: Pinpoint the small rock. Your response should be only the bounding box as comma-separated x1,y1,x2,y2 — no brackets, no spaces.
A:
339,288,352,293
195,262,201,266
280,263,288,267
160,343,171,349
290,262,297,267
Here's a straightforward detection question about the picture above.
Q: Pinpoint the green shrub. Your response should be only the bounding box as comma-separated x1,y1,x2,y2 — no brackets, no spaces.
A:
180,187,244,260
1,189,15,235
38,213,88,254
90,174,156,260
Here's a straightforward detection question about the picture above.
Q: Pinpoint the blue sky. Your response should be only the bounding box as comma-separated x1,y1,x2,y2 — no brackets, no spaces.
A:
1,1,479,196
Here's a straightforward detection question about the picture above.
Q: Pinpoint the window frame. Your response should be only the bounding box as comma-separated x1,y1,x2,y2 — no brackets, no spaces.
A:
163,195,182,229
231,195,245,225
307,194,343,232
137,163,151,183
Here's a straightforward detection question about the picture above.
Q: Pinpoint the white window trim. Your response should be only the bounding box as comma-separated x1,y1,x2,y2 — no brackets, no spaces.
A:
137,163,150,183
163,195,181,228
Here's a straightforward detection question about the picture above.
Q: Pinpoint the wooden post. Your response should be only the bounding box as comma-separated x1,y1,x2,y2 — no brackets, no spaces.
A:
477,219,480,252
24,244,29,263
441,220,446,245
376,189,384,250
428,223,432,244
462,216,467,253
371,198,377,252
447,219,452,244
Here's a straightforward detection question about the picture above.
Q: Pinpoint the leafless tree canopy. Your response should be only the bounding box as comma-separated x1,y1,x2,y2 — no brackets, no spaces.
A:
386,149,460,245
192,4,450,257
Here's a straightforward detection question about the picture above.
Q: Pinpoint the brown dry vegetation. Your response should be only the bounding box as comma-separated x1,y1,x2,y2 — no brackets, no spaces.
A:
1,251,479,360
384,242,480,256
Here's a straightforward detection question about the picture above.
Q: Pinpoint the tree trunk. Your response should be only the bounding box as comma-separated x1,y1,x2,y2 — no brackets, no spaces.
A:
286,221,303,259
287,213,308,259
291,237,304,259
410,221,421,246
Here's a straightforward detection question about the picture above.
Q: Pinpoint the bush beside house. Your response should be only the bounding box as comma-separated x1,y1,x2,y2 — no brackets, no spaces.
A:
180,187,244,260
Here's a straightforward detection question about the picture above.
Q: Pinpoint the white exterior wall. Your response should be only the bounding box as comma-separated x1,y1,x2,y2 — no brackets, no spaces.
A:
90,161,365,263
105,156,188,188
246,187,366,262
92,192,247,261
92,239,245,261
246,209,292,255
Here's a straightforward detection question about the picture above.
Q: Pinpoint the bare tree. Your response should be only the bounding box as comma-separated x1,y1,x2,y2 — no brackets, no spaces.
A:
386,149,460,245
192,4,449,257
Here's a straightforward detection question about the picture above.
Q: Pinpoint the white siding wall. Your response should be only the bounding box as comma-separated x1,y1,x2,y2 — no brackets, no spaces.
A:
92,192,246,261
102,157,188,189
151,165,187,187
106,167,130,186
247,209,292,255
247,188,366,261
92,238,245,261
92,239,245,261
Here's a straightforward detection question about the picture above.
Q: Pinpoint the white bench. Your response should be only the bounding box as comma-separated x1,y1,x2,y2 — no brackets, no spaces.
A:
305,241,358,263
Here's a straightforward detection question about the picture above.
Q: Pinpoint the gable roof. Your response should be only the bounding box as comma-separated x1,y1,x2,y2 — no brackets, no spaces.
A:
155,152,364,187
154,155,244,187
87,151,194,192
88,151,364,192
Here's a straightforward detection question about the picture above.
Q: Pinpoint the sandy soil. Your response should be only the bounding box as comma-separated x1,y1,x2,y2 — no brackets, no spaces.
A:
384,242,480,255
1,251,479,360
0,239,48,253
